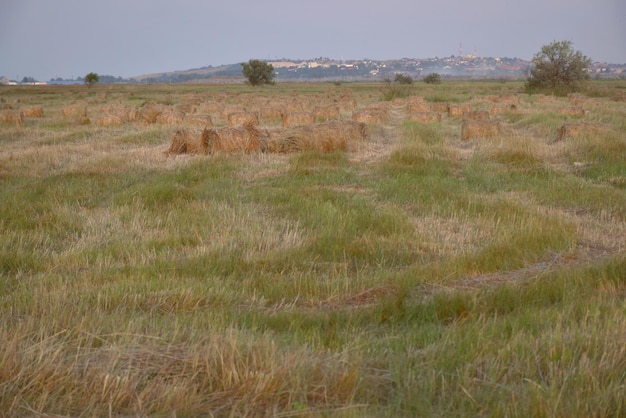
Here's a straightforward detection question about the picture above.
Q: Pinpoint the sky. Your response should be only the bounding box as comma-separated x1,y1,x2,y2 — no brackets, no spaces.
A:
1,0,625,81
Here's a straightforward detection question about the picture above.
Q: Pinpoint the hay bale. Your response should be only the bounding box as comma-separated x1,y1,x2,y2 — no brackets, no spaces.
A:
351,109,388,125
21,106,44,118
93,115,123,127
556,122,605,142
407,102,431,113
282,111,315,127
407,112,442,123
184,114,213,128
265,121,366,153
61,104,87,118
138,103,164,124
558,107,585,117
313,105,340,121
489,103,517,116
203,122,262,154
462,110,490,121
227,111,259,127
431,102,449,112
260,105,285,120
167,129,193,155
0,110,25,126
448,104,472,117
487,94,520,105
155,109,185,125
461,120,501,141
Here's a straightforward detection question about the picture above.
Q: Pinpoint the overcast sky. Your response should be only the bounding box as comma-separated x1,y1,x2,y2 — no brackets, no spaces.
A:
1,0,624,81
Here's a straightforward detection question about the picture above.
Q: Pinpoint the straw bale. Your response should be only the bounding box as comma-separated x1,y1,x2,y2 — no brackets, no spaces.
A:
407,102,431,113
138,103,164,124
203,122,262,154
196,101,223,114
448,104,472,117
407,96,426,106
462,110,490,121
351,108,388,125
487,94,520,105
1,104,12,110
156,109,185,125
259,106,285,122
461,120,501,141
167,129,195,155
313,105,340,120
21,106,44,118
265,121,366,153
489,103,517,116
92,115,123,127
556,122,605,142
227,111,259,127
407,112,442,123
558,107,585,116
0,110,25,126
61,104,87,118
282,112,315,127
431,102,449,112
184,114,213,128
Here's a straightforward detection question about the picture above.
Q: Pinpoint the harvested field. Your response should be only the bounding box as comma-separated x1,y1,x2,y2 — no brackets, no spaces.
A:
1,81,624,418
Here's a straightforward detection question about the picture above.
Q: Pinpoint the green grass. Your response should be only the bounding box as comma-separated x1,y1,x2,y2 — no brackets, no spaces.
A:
1,81,625,416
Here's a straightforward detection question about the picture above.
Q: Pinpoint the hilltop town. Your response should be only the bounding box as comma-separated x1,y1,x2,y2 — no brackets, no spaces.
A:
2,55,625,85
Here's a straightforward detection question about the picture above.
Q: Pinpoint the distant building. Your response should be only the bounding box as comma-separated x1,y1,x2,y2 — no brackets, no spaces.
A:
0,76,10,85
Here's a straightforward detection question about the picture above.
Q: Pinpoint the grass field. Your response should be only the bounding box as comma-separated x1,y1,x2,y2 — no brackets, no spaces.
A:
1,80,625,417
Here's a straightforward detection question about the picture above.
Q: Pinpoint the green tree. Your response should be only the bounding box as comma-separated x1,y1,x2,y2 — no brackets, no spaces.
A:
84,72,99,88
526,40,591,95
241,60,275,86
394,73,413,85
423,73,441,84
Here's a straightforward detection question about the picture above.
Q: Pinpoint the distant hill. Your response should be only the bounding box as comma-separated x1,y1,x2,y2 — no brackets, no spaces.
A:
29,56,621,85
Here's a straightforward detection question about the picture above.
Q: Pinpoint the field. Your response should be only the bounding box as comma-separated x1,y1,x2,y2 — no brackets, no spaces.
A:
1,80,625,417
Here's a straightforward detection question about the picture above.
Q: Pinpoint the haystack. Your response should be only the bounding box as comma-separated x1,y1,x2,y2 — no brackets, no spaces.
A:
227,111,259,127
138,103,164,124
184,114,213,128
489,103,517,116
265,121,366,153
92,115,123,127
0,110,24,126
431,102,449,112
313,105,340,121
407,102,431,113
558,107,585,117
351,109,388,125
156,109,185,125
462,110,490,121
407,112,442,123
202,122,262,154
282,112,315,127
448,104,472,117
461,120,501,141
556,122,605,142
21,106,44,118
61,105,87,118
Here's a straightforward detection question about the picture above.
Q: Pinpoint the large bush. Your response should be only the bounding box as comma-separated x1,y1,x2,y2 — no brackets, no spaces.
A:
526,40,591,95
